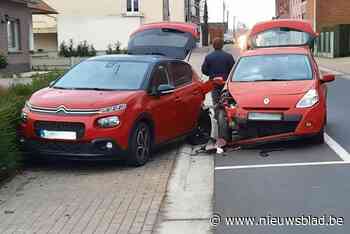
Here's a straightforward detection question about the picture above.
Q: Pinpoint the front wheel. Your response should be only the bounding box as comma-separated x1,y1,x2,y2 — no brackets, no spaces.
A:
187,109,212,145
128,122,152,167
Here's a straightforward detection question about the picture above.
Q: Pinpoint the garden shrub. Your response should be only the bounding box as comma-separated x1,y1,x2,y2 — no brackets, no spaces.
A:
0,71,64,173
0,54,8,69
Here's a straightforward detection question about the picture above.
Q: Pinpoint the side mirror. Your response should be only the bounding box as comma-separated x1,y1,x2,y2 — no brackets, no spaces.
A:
321,74,335,83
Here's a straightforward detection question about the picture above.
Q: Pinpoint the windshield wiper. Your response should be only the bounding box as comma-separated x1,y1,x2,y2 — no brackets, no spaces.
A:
53,86,75,90
71,88,117,91
254,79,287,82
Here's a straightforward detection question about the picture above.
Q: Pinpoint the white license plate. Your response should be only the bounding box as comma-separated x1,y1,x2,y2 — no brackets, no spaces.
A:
40,130,77,140
248,113,283,121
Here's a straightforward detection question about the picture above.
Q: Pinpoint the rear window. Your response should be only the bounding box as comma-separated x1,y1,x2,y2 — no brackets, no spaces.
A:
251,28,312,48
232,54,313,82
131,29,190,48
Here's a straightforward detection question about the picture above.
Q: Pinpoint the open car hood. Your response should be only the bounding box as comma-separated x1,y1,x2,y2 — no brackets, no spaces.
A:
248,19,318,49
128,22,198,60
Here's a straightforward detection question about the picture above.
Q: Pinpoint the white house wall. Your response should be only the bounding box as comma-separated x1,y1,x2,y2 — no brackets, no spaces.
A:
57,15,141,51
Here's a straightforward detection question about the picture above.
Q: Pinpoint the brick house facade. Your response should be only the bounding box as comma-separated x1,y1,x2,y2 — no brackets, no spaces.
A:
275,0,290,19
0,0,55,74
0,0,33,73
278,0,350,32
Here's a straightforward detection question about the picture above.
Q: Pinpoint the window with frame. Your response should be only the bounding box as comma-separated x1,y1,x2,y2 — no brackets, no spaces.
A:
151,65,170,89
7,19,21,52
170,62,192,88
127,0,139,12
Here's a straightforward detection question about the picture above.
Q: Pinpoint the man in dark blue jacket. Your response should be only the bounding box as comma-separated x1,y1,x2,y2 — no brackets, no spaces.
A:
201,38,235,105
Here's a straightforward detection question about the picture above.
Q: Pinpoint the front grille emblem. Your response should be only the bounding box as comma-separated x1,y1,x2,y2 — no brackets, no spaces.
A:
264,98,270,105
56,105,68,114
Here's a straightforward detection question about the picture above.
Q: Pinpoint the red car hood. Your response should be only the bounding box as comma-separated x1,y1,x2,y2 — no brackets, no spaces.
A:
228,80,315,109
30,88,142,109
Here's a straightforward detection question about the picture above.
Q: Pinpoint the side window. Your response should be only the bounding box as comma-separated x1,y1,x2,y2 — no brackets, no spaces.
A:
150,64,170,89
170,62,193,88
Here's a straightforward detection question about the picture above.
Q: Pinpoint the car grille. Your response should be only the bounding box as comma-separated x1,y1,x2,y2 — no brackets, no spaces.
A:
34,121,85,139
243,120,299,138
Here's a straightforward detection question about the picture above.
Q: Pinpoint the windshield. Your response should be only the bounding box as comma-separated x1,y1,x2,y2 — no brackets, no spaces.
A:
232,54,313,82
251,28,312,48
53,60,150,90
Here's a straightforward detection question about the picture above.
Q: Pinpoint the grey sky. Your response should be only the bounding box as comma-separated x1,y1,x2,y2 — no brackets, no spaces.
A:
208,0,276,28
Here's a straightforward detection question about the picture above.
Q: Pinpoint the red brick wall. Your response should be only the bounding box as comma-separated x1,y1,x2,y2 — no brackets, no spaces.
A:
276,0,290,18
318,0,350,31
305,0,350,32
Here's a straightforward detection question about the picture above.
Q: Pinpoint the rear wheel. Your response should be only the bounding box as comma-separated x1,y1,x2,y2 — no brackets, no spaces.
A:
188,109,212,145
128,122,152,166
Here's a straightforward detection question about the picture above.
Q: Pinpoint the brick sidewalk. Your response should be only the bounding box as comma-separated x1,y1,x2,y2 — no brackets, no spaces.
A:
0,147,177,234
0,47,210,234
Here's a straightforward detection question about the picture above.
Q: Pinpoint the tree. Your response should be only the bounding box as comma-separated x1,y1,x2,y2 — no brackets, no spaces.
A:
202,0,209,46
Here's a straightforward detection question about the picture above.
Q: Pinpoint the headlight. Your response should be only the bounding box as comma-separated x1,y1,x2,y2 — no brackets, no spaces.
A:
99,104,127,114
24,101,32,112
97,116,120,128
21,111,28,123
21,101,31,123
296,89,319,108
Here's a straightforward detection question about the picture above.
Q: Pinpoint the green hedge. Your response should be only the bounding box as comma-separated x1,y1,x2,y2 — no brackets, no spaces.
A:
0,71,64,172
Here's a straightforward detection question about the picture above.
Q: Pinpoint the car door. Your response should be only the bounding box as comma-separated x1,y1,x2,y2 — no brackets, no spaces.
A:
148,63,180,144
169,61,203,135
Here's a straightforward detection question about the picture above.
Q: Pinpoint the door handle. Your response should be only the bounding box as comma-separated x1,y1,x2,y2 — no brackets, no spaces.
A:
192,89,201,95
175,96,182,102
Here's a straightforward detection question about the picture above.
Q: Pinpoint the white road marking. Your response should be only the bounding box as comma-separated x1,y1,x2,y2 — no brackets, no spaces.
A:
325,133,350,162
215,161,350,171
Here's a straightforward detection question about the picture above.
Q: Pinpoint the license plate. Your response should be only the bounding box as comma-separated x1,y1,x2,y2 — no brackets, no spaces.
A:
248,112,283,121
40,130,77,140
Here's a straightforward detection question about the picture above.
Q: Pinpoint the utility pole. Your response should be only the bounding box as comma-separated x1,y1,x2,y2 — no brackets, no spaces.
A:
202,0,209,46
223,0,226,23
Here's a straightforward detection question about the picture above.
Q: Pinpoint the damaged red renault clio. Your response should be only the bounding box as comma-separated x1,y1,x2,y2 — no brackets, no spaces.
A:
216,19,335,145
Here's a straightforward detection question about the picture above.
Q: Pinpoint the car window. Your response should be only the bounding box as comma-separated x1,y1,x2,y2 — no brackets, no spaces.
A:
150,65,171,88
232,54,313,82
53,60,150,90
252,28,312,48
170,62,192,88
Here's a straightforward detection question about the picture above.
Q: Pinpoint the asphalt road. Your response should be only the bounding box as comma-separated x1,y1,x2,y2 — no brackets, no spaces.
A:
214,48,350,234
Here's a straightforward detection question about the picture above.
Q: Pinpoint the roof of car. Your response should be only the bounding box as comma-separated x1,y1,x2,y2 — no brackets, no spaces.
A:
88,54,175,63
241,46,311,57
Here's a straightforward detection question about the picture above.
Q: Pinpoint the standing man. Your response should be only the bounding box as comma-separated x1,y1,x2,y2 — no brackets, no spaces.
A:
201,38,235,105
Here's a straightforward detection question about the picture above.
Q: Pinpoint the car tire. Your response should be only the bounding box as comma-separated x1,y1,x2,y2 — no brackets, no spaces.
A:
128,122,152,167
188,109,212,145
310,128,325,145
217,109,232,142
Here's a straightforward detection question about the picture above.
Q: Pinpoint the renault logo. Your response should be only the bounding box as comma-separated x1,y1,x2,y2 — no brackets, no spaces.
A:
264,98,270,105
